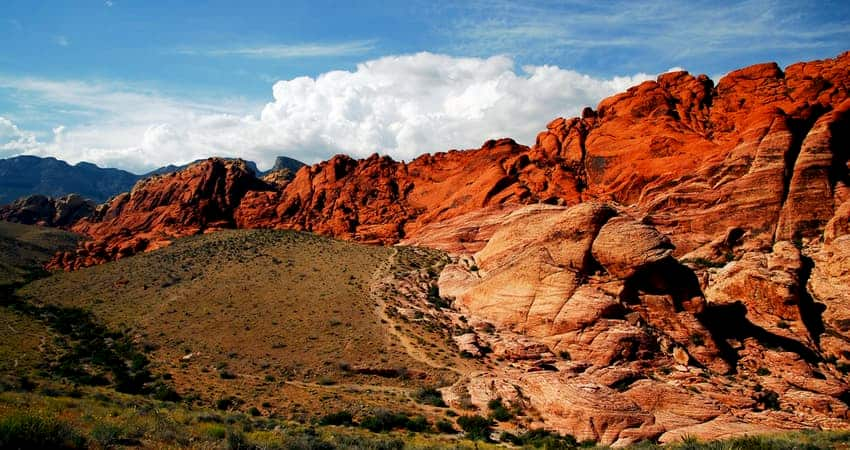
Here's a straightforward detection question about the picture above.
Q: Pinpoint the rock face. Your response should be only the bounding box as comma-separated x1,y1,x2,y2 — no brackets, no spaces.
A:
48,159,266,269
0,194,95,227
438,202,850,444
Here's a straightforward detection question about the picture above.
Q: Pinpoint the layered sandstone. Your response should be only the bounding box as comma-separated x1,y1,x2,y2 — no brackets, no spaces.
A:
437,202,849,444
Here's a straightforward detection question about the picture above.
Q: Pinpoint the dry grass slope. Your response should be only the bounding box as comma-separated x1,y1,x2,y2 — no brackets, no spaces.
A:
0,220,80,286
18,229,457,421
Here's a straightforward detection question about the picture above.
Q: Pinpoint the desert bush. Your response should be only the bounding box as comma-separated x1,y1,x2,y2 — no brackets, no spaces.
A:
360,409,429,433
150,380,181,402
487,398,513,422
512,428,578,449
456,415,492,441
413,387,446,407
435,419,456,434
0,412,86,449
200,423,227,440
319,411,354,426
90,423,126,447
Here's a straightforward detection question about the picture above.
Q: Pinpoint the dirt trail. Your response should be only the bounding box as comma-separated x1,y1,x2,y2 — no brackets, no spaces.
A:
370,247,463,375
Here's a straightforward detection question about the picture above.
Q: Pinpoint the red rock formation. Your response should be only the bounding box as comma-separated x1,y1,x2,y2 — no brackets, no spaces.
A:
49,158,265,269
0,194,95,227
49,51,850,270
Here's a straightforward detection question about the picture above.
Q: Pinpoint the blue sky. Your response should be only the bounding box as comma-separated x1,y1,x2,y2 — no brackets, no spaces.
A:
1,0,848,172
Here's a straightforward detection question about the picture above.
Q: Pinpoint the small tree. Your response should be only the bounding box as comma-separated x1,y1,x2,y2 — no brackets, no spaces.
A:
456,415,493,441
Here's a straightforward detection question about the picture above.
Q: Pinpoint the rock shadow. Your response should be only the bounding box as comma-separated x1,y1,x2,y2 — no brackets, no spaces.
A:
619,257,703,311
618,256,823,369
698,301,821,368
798,255,826,347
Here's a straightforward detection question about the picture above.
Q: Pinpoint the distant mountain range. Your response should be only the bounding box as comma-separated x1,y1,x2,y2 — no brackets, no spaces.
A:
0,155,305,205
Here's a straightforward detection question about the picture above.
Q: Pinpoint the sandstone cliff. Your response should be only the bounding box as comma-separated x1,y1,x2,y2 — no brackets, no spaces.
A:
437,202,850,444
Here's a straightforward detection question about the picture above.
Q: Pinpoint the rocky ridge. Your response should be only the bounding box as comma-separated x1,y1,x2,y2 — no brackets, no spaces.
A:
33,51,849,270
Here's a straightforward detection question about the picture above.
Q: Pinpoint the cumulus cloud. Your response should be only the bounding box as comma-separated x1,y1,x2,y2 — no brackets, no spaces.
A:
0,116,40,157
1,52,659,173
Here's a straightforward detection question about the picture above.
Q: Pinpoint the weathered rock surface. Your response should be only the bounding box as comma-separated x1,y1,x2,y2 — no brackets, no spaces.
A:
0,194,95,227
48,158,265,269
438,202,850,444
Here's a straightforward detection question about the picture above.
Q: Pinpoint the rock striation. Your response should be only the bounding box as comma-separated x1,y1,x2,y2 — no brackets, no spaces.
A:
438,202,849,444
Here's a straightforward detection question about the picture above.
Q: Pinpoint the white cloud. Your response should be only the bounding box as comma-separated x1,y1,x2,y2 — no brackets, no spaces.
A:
175,40,376,59
0,116,40,156
0,52,658,173
55,35,69,47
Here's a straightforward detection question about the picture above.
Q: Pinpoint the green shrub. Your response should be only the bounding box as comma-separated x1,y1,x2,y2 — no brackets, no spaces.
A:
756,367,771,376
360,410,427,433
559,350,572,360
248,407,261,417
319,411,354,426
90,423,125,447
404,415,430,432
413,387,446,407
435,419,456,434
456,415,492,441
201,424,227,440
226,429,250,450
216,397,238,411
513,429,578,448
0,412,86,449
487,398,514,422
150,381,181,402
